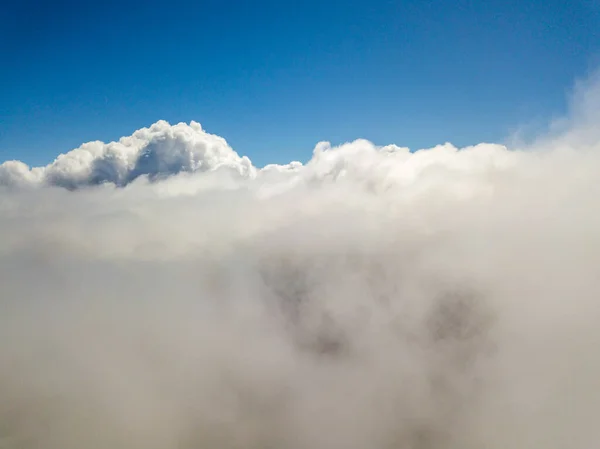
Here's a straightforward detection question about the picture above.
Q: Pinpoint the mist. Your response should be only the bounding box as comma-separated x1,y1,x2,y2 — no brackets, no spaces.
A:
1,75,600,449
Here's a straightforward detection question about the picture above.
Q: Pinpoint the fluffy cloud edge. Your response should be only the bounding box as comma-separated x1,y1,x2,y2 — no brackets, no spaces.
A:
0,119,520,192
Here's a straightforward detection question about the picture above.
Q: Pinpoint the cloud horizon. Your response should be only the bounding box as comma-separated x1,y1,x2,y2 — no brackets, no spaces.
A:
3,71,600,192
1,73,600,448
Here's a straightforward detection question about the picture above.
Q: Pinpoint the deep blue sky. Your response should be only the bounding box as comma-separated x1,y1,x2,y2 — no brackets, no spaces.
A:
1,0,599,167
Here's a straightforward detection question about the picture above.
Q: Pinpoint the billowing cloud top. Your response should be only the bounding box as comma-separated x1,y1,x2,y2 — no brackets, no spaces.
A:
0,118,524,195
3,70,600,193
0,120,255,189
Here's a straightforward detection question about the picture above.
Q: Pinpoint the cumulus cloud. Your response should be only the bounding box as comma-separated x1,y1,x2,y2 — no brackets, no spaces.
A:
1,74,600,449
0,120,255,189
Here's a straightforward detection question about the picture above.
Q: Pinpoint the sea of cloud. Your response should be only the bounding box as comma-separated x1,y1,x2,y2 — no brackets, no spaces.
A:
1,74,600,448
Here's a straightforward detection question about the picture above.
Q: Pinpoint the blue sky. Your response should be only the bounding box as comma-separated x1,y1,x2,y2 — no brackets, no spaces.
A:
1,0,599,167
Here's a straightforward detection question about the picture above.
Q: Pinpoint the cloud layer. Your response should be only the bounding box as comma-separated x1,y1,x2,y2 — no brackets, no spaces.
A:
1,75,600,449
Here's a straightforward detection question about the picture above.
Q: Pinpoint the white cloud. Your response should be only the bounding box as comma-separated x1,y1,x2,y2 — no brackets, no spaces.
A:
1,75,600,448
0,120,255,189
